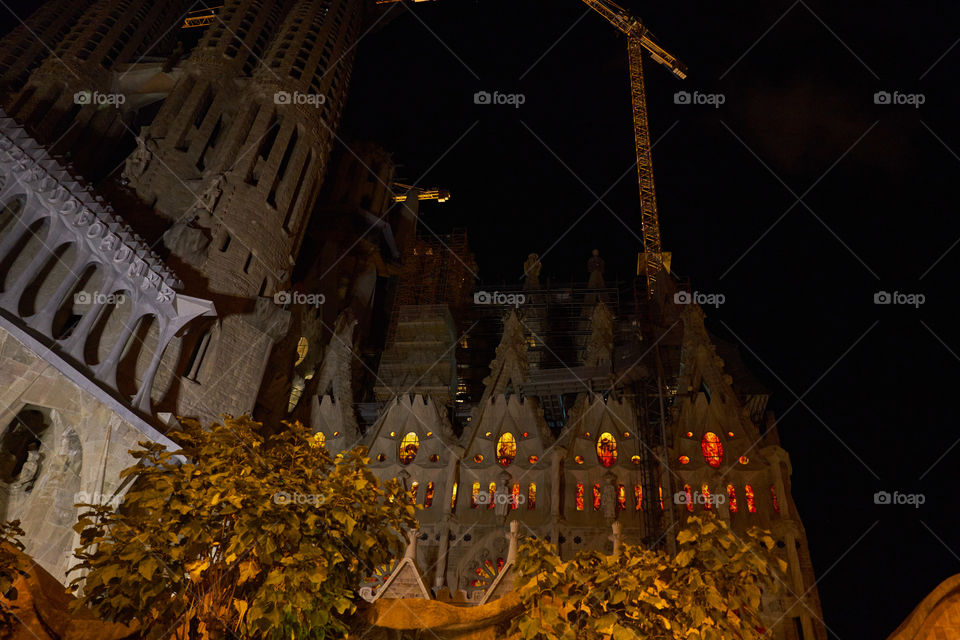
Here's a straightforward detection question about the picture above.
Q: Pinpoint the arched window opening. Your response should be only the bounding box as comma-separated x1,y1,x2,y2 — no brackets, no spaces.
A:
410,481,419,503
487,482,496,510
701,432,723,468
511,483,520,510
702,484,712,510
745,485,757,513
496,432,516,466
727,485,738,513
684,485,694,512
634,485,642,510
575,483,584,511
617,484,627,511
658,486,664,510
471,482,480,509
527,483,536,510
399,432,419,465
451,482,458,511
597,432,618,467
593,483,601,511
770,485,781,513
424,482,435,508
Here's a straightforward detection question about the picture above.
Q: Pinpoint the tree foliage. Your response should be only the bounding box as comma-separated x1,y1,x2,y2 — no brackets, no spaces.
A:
510,514,787,640
69,417,416,640
0,519,28,639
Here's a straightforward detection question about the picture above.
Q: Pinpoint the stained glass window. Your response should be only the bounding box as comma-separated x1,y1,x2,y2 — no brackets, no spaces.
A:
679,455,690,464
658,486,664,510
597,432,618,466
770,485,780,513
424,482,435,508
631,455,641,464
701,432,723,467
739,455,749,465
635,485,642,510
399,432,419,465
410,481,419,503
617,484,627,511
702,483,711,510
528,483,536,510
471,482,480,509
593,483,602,511
497,432,517,466
574,455,584,464
727,484,738,513
488,482,496,510
745,484,757,513
528,455,539,464
451,482,458,511
684,484,694,512
474,453,484,463
511,483,520,510
576,483,584,511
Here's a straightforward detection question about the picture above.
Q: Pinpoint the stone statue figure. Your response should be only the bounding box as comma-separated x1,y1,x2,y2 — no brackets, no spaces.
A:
523,253,542,290
122,134,153,182
601,472,618,521
587,249,605,288
11,443,40,491
494,471,512,521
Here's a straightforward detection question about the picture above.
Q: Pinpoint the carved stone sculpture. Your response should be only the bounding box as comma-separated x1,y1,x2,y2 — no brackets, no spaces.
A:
523,253,541,290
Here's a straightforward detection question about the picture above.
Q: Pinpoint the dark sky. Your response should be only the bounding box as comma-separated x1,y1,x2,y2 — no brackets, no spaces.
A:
339,1,960,638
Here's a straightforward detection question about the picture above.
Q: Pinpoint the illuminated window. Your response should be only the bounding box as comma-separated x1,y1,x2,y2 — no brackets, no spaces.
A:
488,482,496,510
527,483,536,510
623,431,631,438
426,431,433,437
739,455,749,465
424,482,435,508
312,432,326,448
389,431,397,437
593,483,601,511
451,482,458,511
684,485,694,512
377,453,385,462
410,481,419,503
685,431,694,438
597,432,618,466
511,483,520,510
701,432,723,468
679,455,690,464
430,454,439,462
745,485,757,513
399,432,419,464
528,455,539,464
727,485,738,513
576,484,584,511
727,431,735,438
474,454,484,463
631,455,641,464
471,482,480,509
497,432,517,466
295,336,309,366
617,484,627,511
522,431,529,438
702,484,711,510
635,485,642,510
574,455,584,464
471,557,505,588
659,486,664,510
770,485,780,513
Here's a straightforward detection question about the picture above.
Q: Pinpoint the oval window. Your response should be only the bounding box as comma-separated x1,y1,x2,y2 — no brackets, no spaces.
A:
496,432,517,466
399,432,419,465
597,432,618,467
701,432,723,468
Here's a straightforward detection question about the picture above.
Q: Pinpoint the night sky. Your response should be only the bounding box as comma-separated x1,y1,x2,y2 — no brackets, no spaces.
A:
339,1,960,637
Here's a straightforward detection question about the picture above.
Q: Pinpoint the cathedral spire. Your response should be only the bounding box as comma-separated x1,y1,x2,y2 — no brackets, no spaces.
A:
480,309,529,402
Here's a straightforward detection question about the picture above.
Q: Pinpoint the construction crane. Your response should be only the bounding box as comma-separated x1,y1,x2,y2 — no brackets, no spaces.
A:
391,182,451,203
580,0,686,296
181,6,222,29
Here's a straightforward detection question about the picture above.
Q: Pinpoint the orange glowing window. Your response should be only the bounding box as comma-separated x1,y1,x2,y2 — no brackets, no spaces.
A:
702,484,711,510
522,431,529,438
617,484,627,511
399,432,419,465
770,485,780,513
745,484,757,513
424,482,435,508
685,431,694,438
497,432,517,466
684,485,694,512
658,486,664,510
474,453,484,463
511,483,520,510
576,483,584,511
377,453,386,462
574,455,584,464
631,455,641,464
410,481,419,502
451,482,458,511
430,454,439,462
635,485,642,510
727,484,738,513
488,482,496,510
528,455,539,464
528,483,536,510
471,482,480,509
739,455,749,465
701,432,723,468
727,431,735,438
593,484,602,511
597,432,618,467
679,455,690,464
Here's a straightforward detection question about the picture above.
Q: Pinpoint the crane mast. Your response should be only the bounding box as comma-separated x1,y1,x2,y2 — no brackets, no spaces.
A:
580,0,686,296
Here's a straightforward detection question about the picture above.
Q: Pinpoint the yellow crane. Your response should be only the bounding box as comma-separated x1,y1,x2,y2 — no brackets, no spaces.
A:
579,0,686,296
392,182,452,203
181,6,222,29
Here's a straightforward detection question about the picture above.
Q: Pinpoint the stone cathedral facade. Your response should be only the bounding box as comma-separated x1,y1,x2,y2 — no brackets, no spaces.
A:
0,2,825,639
